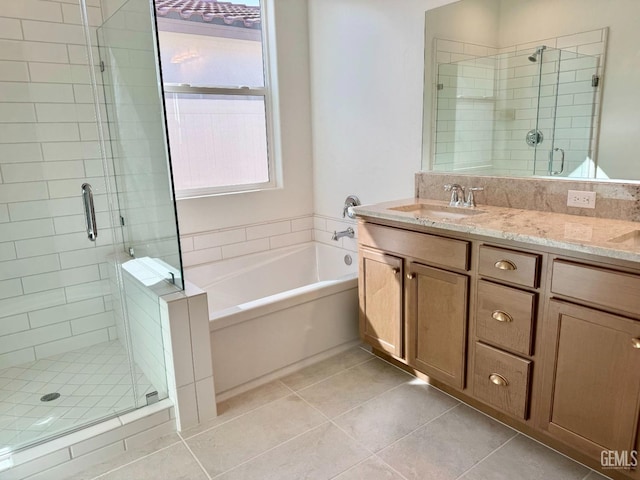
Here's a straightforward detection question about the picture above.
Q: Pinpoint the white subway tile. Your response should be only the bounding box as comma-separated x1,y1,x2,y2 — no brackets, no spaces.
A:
0,288,66,319
0,322,71,355
0,124,37,143
246,220,291,240
41,141,83,161
0,242,16,262
69,311,114,335
59,245,115,269
29,297,105,328
0,313,29,336
1,1,63,22
0,39,69,63
0,18,22,41
0,279,22,303
165,297,194,388
0,253,60,281
0,143,42,163
9,199,82,222
192,228,245,250
0,182,49,203
221,238,269,259
291,216,313,232
195,376,217,422
1,449,70,480
123,420,177,450
35,103,95,123
28,63,72,84
269,230,312,249
187,293,212,381
557,30,603,49
4,219,55,243
175,383,199,431
29,442,124,480
1,161,85,183
181,247,222,267
313,216,326,231
0,347,35,369
36,123,80,142
22,265,101,294
34,328,108,358
180,236,194,253
0,61,28,81
0,103,36,123
22,20,85,45
64,279,110,303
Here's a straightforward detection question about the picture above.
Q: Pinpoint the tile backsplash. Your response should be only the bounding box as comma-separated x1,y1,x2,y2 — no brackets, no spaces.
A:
416,172,640,222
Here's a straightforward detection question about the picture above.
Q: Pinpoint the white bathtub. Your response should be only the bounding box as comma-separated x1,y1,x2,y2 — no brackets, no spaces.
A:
185,242,360,398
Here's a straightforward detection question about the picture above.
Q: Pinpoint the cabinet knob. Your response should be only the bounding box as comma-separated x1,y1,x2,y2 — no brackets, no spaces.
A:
489,373,509,387
494,260,517,271
406,273,416,280
391,267,400,274
632,338,640,349
492,310,513,323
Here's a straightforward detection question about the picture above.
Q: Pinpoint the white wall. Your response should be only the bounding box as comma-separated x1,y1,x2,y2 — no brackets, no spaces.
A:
175,0,314,234
308,0,457,217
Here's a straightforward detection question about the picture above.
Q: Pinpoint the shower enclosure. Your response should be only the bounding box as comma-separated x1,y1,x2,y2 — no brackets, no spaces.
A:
0,0,180,454
432,46,601,178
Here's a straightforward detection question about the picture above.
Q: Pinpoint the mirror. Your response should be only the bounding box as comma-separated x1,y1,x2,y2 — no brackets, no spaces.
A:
422,0,640,181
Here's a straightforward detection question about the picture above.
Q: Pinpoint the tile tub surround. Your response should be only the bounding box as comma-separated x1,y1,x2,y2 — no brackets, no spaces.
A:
180,214,358,269
416,172,640,221
50,346,610,480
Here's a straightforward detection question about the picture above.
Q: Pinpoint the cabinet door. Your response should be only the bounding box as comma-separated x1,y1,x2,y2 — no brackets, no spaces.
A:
407,262,468,388
540,300,640,459
359,248,404,358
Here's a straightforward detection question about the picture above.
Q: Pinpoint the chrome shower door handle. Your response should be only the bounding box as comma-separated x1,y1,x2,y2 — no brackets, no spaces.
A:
82,183,98,241
550,147,565,175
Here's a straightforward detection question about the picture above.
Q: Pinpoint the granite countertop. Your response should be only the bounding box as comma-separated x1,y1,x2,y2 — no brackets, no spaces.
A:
354,198,640,263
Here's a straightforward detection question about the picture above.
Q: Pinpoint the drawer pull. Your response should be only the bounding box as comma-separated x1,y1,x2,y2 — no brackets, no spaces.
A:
632,338,640,349
491,310,513,323
494,260,517,271
406,273,416,280
489,373,509,387
392,267,400,274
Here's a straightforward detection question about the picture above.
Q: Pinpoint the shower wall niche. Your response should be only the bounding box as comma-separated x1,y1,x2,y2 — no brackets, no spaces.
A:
429,29,606,178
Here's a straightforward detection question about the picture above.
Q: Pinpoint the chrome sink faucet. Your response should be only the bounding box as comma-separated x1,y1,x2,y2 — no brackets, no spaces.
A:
444,184,484,207
444,184,465,207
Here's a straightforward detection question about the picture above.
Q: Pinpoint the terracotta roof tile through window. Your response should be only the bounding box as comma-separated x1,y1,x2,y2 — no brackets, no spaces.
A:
155,0,261,28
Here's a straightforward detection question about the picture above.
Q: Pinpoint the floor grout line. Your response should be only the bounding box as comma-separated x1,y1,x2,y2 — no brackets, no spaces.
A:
90,439,183,480
290,354,377,394
453,431,519,480
180,434,213,480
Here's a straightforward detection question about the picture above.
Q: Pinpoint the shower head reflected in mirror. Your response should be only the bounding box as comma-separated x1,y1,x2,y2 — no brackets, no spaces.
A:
528,45,547,62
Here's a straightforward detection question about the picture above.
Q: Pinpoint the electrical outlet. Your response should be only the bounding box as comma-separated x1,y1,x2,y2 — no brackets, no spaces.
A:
567,190,596,209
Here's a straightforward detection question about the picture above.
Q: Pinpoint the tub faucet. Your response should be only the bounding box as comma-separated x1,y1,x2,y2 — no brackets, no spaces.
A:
332,227,355,241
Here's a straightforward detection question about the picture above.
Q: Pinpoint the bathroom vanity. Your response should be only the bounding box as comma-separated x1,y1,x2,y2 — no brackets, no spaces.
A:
355,187,640,480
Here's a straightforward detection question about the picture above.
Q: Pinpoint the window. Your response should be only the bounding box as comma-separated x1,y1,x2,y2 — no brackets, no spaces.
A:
155,0,277,198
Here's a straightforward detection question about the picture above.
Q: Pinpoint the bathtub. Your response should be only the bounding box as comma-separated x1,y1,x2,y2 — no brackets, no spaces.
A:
185,242,360,398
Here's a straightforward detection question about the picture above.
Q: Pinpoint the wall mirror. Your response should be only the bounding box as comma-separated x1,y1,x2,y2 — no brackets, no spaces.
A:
421,0,640,181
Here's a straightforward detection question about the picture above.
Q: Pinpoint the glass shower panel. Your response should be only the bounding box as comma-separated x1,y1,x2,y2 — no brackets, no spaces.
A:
433,55,496,174
0,6,139,452
98,0,183,282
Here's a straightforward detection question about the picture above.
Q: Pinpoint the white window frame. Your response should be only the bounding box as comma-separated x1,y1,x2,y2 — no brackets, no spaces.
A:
159,0,281,199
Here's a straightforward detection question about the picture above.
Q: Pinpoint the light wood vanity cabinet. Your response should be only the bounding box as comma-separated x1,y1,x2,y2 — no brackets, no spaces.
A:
358,218,640,479
358,221,470,388
539,260,640,473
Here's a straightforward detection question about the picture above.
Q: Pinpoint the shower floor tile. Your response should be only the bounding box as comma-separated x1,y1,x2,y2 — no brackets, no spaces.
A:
0,340,156,452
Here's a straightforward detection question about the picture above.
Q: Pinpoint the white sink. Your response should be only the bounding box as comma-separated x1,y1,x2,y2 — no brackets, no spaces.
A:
389,203,486,220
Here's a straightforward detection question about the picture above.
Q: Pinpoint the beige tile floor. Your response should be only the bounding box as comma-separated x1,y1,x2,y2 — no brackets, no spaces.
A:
69,346,614,480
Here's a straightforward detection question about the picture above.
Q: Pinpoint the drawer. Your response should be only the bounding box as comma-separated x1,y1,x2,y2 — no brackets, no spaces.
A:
476,281,536,356
359,222,469,271
473,342,532,419
551,260,640,315
478,245,540,288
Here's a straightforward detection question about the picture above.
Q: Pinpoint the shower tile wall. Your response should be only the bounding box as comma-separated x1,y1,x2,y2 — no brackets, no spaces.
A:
431,28,606,177
0,0,118,369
